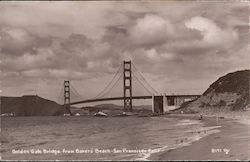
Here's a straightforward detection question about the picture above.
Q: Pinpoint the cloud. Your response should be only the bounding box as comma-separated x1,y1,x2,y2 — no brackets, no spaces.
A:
0,27,52,55
136,48,175,63
129,14,174,46
185,16,238,47
21,69,90,80
1,48,54,71
0,1,132,40
0,30,123,82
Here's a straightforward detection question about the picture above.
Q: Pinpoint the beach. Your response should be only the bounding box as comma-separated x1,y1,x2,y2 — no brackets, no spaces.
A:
150,113,250,161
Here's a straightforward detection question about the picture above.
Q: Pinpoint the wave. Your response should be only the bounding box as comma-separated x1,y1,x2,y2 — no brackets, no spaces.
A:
133,126,221,161
174,119,201,126
237,119,250,126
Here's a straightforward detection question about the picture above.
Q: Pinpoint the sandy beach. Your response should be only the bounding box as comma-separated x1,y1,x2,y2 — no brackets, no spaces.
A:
150,113,250,161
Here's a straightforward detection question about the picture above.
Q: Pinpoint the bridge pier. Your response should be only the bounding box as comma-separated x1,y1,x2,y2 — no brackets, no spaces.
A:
151,95,154,113
163,94,169,112
152,95,171,114
152,95,199,113
152,95,164,114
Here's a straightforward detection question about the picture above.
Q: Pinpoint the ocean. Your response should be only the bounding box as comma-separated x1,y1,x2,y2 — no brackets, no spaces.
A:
1,116,221,160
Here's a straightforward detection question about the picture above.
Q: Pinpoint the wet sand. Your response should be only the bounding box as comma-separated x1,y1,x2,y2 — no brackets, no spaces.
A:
150,114,250,161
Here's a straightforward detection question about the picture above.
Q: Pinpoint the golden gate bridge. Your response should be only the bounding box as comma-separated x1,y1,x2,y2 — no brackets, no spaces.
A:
57,61,200,115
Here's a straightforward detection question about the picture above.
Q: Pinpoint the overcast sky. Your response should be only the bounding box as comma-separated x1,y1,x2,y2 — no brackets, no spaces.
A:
0,1,249,103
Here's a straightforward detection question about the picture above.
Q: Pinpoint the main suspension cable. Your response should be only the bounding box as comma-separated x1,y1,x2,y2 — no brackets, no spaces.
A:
92,63,123,99
131,62,159,95
131,72,155,95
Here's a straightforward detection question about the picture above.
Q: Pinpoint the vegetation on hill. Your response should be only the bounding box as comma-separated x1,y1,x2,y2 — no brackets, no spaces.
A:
176,70,249,113
204,70,249,96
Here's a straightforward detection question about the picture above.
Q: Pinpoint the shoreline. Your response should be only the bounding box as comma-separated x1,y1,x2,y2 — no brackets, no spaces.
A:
149,114,250,161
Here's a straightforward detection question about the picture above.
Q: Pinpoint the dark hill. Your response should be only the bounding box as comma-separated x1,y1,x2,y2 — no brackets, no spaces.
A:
203,70,249,96
0,95,65,116
94,104,123,110
176,70,250,113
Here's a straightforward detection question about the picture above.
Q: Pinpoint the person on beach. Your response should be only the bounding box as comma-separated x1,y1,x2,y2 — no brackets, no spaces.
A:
199,114,203,120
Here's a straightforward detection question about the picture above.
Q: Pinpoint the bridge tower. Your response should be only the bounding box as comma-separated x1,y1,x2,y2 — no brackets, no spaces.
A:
123,61,132,111
64,80,72,115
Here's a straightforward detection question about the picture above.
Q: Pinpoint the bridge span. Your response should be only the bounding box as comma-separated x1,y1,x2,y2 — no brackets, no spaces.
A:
62,60,201,114
69,95,200,106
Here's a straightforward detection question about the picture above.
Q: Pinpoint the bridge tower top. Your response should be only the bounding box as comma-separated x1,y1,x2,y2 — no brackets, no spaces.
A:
123,61,132,111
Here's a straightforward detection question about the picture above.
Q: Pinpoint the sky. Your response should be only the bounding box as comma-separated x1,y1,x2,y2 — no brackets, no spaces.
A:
0,1,249,104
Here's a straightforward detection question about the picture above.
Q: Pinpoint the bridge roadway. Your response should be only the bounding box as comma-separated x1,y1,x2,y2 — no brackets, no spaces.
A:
68,95,200,106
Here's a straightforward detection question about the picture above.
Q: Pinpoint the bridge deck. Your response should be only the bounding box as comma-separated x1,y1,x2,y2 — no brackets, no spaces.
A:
69,95,200,105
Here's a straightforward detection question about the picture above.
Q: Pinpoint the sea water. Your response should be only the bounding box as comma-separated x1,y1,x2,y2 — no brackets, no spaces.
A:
1,116,220,160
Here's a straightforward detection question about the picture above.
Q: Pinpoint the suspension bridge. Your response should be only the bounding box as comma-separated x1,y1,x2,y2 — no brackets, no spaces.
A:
58,61,200,115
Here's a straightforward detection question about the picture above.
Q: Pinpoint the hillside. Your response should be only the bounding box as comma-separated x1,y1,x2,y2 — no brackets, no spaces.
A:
75,103,152,116
176,70,250,113
94,104,152,110
0,95,65,116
